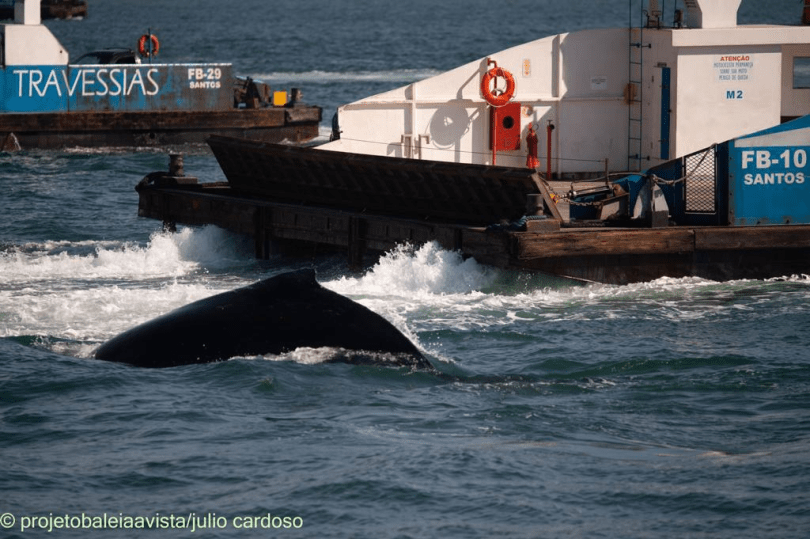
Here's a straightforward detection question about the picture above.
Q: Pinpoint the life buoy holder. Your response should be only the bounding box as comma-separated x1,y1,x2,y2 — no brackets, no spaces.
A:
481,67,515,107
138,34,160,58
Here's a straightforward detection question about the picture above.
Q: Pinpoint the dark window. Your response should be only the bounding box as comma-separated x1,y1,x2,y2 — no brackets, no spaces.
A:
793,57,810,89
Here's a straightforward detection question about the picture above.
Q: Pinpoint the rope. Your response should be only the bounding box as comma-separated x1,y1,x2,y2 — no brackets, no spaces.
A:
648,144,716,187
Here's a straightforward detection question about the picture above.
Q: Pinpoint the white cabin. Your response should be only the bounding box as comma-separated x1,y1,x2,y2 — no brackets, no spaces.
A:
1,0,69,65
322,0,810,177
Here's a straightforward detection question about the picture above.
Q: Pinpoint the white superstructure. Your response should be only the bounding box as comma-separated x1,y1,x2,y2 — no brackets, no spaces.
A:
322,0,810,177
2,0,69,65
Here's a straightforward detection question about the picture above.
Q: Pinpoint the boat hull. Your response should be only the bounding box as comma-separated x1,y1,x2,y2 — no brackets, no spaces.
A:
134,177,810,284
0,58,322,149
1,108,321,150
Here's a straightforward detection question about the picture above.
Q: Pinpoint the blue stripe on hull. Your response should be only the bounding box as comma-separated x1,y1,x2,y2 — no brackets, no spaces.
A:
0,64,233,113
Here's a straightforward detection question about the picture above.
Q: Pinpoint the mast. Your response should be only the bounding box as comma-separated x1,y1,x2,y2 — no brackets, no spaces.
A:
14,0,41,25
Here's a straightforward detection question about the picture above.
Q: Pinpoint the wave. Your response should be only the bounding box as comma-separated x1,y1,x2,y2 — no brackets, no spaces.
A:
0,226,255,342
326,242,497,298
324,241,810,332
0,226,253,285
4,232,808,353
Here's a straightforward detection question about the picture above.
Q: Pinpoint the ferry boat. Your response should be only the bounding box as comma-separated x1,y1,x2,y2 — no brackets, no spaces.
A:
140,0,810,283
0,0,321,150
0,0,87,21
319,0,810,172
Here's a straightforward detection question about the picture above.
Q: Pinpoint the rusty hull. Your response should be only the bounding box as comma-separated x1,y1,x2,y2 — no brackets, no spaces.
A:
0,107,322,150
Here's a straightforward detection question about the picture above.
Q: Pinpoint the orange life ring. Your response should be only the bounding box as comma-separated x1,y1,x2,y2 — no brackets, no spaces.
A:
138,34,160,58
481,67,515,107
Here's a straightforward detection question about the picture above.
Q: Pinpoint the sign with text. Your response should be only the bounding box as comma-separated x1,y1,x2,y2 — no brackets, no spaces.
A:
0,63,233,113
730,118,810,225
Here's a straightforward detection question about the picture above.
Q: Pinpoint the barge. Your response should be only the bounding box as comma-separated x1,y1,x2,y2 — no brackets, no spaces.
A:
0,0,321,150
136,0,810,284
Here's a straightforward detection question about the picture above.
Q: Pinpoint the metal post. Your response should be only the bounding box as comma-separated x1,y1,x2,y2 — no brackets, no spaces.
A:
546,121,555,180
169,154,184,177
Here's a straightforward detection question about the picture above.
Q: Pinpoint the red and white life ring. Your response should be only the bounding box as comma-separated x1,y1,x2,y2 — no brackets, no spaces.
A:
138,34,160,58
480,67,516,107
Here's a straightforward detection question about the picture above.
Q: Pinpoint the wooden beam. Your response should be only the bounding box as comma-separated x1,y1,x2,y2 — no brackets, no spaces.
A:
694,225,810,250
514,228,695,259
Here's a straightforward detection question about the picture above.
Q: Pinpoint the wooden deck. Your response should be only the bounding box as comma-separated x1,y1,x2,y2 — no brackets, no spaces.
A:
136,177,810,284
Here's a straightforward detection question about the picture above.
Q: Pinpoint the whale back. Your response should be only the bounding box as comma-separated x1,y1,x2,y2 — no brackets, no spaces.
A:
94,269,428,369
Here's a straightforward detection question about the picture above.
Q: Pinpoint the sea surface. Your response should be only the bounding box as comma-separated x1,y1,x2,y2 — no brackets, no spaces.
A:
2,1,809,537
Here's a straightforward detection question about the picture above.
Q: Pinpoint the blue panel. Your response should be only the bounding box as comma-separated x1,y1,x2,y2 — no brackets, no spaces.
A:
1,66,68,112
0,64,233,113
729,116,810,225
660,67,670,160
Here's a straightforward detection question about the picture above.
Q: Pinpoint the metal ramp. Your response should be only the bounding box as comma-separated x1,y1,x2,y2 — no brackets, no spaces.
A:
207,135,550,226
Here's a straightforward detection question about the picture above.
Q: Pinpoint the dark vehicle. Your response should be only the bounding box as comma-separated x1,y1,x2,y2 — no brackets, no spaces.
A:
73,48,141,65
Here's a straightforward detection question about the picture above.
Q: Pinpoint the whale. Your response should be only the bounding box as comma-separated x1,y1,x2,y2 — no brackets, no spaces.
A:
94,269,430,369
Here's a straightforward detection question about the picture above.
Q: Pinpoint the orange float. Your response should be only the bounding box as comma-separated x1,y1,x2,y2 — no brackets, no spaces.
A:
480,67,515,107
138,34,160,58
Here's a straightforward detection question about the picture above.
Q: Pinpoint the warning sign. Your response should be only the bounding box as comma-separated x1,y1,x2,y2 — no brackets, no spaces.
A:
714,55,753,82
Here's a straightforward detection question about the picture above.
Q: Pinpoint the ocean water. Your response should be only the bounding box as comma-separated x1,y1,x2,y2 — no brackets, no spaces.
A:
2,1,809,537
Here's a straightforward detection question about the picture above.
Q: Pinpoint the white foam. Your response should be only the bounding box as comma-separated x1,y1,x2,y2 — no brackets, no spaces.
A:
325,242,497,298
1,277,233,344
0,226,254,342
326,243,810,331
255,347,347,365
322,242,501,343
248,68,442,85
4,232,808,354
0,226,251,285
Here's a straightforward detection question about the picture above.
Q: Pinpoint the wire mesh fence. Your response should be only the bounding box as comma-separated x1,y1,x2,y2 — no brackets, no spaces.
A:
683,147,717,213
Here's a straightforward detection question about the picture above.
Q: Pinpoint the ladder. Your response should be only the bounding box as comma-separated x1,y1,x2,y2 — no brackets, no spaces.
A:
627,1,650,171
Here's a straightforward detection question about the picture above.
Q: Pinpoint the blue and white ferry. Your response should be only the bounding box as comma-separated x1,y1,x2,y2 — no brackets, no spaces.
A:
191,0,810,283
0,0,321,150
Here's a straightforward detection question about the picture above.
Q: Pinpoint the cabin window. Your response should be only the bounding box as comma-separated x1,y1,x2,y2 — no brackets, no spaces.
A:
793,57,810,88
